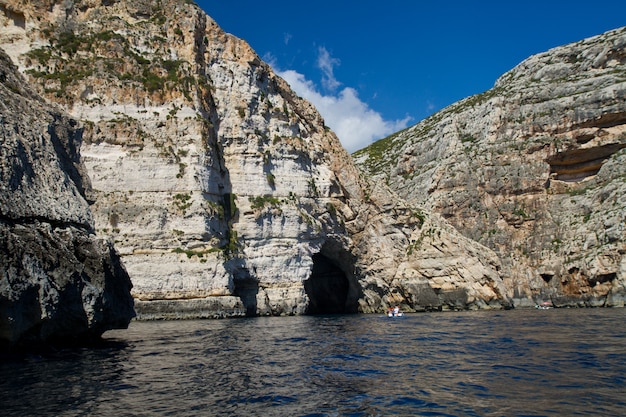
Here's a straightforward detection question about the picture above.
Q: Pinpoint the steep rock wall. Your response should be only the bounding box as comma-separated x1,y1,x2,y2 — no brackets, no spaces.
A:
0,0,510,316
355,27,626,308
0,48,134,347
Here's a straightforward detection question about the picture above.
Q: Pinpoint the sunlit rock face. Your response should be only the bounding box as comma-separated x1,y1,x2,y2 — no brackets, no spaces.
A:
0,0,510,317
354,27,626,308
0,49,134,347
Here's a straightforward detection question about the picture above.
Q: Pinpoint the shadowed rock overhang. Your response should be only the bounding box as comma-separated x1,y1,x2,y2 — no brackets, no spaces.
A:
547,143,626,182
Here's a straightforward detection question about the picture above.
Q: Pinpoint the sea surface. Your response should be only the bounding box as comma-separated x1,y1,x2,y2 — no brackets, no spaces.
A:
1,308,625,416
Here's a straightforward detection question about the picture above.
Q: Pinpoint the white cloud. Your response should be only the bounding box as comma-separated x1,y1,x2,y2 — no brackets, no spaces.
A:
273,52,411,153
316,46,341,91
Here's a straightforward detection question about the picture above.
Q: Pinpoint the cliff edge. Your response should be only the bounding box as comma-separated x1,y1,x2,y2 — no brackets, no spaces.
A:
0,48,134,348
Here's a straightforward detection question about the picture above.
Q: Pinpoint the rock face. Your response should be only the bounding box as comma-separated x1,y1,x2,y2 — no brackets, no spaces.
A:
354,27,626,308
0,48,134,347
0,0,510,317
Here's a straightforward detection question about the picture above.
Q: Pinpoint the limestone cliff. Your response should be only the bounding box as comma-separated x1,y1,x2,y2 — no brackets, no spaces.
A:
0,48,134,347
0,0,510,317
354,27,626,308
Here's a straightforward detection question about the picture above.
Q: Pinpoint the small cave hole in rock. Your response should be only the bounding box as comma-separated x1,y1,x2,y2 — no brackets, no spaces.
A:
540,273,554,284
304,253,350,315
588,272,617,286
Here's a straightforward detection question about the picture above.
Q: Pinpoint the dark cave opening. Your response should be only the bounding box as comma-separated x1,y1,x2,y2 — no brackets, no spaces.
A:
540,273,554,284
233,277,258,317
304,253,350,315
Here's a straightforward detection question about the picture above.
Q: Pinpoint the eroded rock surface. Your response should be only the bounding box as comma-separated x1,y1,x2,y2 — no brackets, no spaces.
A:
0,49,134,347
354,27,626,307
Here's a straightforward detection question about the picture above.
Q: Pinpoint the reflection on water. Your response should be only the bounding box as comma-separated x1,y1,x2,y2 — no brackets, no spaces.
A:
1,308,625,416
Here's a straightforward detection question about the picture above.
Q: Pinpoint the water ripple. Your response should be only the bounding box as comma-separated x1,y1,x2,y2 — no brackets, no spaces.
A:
1,309,625,416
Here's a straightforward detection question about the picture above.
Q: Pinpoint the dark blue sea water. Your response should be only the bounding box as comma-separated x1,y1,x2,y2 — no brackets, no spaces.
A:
1,308,625,416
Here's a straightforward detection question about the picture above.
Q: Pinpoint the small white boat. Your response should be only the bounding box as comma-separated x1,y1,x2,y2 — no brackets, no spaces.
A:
387,307,403,317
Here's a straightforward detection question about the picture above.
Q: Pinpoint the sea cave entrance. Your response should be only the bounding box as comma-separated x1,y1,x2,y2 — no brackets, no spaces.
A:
304,253,352,315
233,276,258,317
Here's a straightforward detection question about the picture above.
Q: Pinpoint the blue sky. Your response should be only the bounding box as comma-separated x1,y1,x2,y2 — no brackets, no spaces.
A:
197,1,626,152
